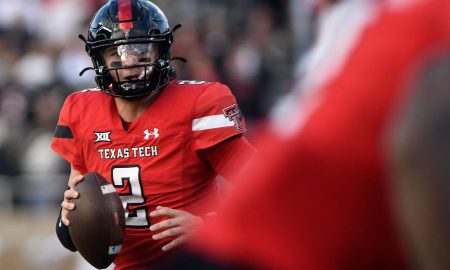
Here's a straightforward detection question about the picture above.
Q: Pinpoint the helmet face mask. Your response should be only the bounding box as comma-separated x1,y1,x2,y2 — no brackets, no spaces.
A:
81,0,175,100
101,43,163,98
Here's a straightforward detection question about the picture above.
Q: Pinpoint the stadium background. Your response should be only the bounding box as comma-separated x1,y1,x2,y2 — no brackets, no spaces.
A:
0,0,312,269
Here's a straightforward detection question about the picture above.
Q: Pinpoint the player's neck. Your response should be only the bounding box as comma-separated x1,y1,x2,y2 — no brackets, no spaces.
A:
114,93,158,122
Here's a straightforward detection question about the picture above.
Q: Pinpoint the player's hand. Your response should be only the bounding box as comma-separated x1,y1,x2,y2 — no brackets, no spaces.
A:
149,206,204,252
60,174,84,226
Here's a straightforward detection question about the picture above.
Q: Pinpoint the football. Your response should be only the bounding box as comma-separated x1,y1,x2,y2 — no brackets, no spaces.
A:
68,172,126,269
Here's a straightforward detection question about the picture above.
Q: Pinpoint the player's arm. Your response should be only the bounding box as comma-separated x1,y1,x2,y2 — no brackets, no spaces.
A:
191,83,256,181
149,135,255,252
197,134,256,182
56,165,85,252
150,83,255,251
152,136,257,266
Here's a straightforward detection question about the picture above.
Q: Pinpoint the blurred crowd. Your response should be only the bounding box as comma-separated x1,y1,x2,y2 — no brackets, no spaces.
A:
0,0,297,209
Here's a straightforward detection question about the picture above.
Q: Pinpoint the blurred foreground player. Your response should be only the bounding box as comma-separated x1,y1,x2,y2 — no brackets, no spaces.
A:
51,0,254,269
182,0,450,269
389,51,450,269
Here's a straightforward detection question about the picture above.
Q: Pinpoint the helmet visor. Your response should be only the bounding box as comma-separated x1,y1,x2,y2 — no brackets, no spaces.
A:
103,43,159,71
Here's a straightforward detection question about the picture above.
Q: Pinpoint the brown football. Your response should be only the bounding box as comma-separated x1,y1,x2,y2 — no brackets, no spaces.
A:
68,172,126,269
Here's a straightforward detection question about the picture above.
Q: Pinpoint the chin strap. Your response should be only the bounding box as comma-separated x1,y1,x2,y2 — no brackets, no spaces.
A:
172,23,182,33
78,34,96,77
78,34,87,43
79,67,95,76
170,24,187,64
170,56,187,63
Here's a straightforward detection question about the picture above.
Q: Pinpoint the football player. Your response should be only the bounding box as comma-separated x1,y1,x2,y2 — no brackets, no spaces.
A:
51,0,255,269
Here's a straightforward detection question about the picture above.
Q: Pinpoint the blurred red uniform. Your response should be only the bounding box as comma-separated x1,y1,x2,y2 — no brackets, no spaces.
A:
193,0,450,269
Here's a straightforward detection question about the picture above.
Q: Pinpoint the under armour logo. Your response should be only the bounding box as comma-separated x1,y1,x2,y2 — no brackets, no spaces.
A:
144,128,159,140
94,131,112,143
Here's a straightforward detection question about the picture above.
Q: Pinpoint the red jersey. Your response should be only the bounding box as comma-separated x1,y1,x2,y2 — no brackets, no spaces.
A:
194,1,450,269
51,80,246,269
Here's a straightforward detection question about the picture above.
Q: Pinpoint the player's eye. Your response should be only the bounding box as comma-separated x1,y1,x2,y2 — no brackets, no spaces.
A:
110,61,122,68
138,57,151,63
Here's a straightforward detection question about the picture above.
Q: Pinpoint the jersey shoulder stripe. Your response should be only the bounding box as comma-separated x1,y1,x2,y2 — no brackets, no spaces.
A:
192,115,234,131
80,88,101,93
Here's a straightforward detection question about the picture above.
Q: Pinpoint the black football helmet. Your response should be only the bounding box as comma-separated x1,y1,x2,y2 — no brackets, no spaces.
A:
79,0,181,99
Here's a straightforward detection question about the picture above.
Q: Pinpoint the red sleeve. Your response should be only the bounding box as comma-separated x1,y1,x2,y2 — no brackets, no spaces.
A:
192,83,247,151
51,93,87,173
198,135,256,181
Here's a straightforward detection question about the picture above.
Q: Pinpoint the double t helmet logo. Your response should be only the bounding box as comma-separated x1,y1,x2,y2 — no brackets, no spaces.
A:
222,104,244,132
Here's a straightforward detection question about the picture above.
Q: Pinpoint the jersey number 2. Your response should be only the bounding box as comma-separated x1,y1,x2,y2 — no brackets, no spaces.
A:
112,165,150,227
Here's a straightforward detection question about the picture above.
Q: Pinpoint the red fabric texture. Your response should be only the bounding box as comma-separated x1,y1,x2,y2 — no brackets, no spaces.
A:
198,135,255,181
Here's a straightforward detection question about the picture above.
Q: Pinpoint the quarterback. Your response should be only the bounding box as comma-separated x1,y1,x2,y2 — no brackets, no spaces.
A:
51,0,255,269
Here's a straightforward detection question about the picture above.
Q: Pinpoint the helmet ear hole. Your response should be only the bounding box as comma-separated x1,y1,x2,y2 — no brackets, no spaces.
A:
148,28,161,35
95,27,113,41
